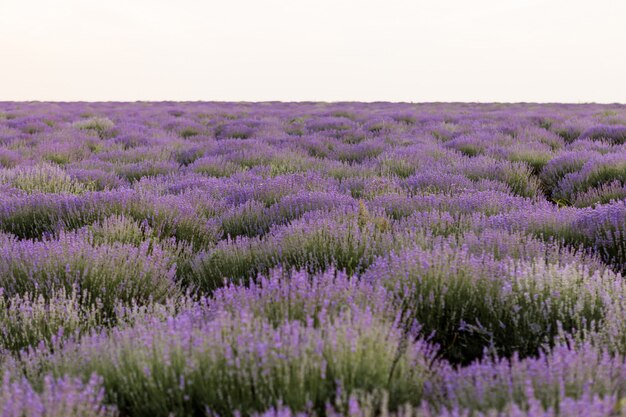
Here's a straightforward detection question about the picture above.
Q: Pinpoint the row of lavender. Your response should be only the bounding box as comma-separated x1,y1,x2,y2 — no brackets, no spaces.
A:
0,102,625,416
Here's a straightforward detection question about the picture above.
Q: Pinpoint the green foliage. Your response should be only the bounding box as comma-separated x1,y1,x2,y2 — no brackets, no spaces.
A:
0,288,100,353
0,233,177,317
0,163,96,194
509,150,552,174
73,117,116,139
44,312,435,417
192,208,399,292
376,247,608,364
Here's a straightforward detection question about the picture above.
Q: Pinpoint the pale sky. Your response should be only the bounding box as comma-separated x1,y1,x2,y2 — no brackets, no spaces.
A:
1,0,625,102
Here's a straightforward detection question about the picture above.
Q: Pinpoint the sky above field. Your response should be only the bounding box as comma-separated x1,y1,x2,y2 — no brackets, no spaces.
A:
1,0,625,102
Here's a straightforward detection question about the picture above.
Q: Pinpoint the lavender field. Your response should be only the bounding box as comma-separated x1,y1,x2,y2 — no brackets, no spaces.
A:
1,101,626,416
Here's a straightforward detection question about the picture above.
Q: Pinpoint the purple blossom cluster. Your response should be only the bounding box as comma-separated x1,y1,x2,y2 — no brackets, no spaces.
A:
0,102,625,416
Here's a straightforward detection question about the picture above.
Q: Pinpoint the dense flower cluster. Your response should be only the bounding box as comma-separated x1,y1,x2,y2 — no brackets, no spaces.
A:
0,102,625,416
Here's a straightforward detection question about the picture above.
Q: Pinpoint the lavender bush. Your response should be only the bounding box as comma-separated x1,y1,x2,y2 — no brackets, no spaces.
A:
0,102,625,415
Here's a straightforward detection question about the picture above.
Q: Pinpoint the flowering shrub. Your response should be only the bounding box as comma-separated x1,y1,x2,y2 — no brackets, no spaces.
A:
0,102,625,415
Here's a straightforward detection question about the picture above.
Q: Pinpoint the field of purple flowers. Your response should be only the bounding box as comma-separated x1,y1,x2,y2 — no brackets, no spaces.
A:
0,101,625,416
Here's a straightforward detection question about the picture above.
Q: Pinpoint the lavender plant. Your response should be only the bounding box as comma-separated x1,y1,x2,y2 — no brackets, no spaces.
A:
0,101,625,416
